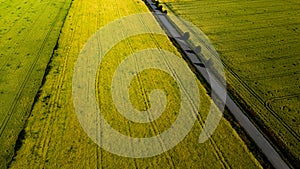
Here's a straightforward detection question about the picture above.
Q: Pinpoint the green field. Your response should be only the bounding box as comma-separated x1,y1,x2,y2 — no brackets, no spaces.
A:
2,0,264,168
0,0,72,167
160,0,300,165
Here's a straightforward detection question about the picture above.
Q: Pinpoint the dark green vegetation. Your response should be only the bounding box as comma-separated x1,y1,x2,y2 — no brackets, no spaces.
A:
161,0,300,166
0,0,72,167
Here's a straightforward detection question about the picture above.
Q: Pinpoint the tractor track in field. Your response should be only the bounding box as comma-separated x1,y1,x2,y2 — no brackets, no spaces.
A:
174,1,299,18
167,1,300,145
130,41,176,168
115,2,177,166
265,93,300,119
133,10,230,167
247,70,300,81
154,41,231,169
0,12,47,124
154,44,231,168
215,35,299,48
217,31,300,45
219,40,299,53
111,1,139,168
95,1,103,168
198,19,300,35
198,19,300,144
239,54,300,65
38,2,79,167
0,0,70,138
162,7,300,143
265,93,300,105
113,0,139,168
16,0,77,166
133,6,227,167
